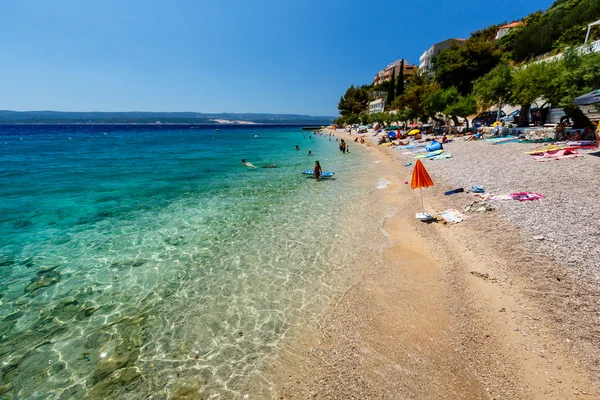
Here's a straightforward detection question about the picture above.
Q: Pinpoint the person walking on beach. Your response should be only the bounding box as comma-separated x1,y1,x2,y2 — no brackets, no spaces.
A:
314,160,322,181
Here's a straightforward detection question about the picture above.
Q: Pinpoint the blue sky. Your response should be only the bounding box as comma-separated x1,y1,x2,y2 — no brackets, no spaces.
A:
0,0,554,116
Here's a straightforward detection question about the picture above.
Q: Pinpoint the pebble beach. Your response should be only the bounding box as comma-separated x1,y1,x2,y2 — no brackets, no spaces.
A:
261,128,600,399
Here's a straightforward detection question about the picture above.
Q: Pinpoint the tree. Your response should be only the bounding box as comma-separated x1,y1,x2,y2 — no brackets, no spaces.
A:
444,92,478,128
539,50,600,127
433,39,502,95
338,85,369,117
473,63,513,122
396,60,405,98
510,62,549,126
509,0,600,61
386,71,396,106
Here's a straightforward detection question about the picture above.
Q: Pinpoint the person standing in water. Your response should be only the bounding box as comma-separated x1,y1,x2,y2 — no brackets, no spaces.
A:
314,160,322,181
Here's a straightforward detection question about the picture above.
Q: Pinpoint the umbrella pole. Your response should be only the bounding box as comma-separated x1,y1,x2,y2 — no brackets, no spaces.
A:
420,188,424,213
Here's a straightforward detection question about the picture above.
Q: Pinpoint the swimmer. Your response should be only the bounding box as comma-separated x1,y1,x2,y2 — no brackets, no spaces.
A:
295,145,300,150
308,150,312,156
241,159,256,168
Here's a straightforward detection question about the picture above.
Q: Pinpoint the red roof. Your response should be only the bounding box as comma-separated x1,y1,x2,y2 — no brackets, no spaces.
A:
498,21,523,29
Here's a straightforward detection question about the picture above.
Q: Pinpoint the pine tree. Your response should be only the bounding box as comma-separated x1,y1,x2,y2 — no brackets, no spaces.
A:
386,69,396,106
396,60,405,98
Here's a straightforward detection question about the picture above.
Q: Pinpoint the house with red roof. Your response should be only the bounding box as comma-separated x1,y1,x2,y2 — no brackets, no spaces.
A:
495,21,523,40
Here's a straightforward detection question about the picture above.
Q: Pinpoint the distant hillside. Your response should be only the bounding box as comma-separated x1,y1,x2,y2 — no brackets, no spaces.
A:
0,110,334,125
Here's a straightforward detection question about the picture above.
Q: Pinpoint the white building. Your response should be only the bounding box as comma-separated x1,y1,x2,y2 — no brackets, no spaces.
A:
368,99,385,114
419,38,465,74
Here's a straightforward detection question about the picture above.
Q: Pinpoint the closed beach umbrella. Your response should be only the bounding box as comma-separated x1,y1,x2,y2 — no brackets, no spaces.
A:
574,89,600,105
411,159,434,219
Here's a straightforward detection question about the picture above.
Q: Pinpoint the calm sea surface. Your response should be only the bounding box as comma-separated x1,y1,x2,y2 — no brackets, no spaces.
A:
0,124,390,398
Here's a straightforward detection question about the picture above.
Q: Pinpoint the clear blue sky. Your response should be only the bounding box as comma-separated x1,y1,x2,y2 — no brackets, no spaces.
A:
0,0,554,116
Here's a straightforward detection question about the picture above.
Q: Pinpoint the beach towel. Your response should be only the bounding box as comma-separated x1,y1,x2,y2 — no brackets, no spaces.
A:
439,209,468,224
510,192,544,201
474,193,513,201
429,153,452,160
531,149,580,161
413,149,444,159
491,138,521,145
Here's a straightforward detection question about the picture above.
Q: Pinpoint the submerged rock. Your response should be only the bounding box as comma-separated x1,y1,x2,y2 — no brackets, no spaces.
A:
37,264,59,274
91,351,129,383
171,379,203,400
0,381,14,395
110,259,147,269
119,367,141,383
24,270,61,294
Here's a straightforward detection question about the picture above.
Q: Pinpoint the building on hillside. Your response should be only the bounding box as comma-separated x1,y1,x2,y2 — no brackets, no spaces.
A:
494,21,523,40
419,38,466,74
368,99,385,114
373,59,417,86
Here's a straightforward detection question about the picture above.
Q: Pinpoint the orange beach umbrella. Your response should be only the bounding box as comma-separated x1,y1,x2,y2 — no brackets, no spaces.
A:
411,159,434,189
411,159,434,215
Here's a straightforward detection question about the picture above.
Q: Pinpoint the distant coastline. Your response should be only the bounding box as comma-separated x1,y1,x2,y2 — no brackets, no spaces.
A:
0,110,334,125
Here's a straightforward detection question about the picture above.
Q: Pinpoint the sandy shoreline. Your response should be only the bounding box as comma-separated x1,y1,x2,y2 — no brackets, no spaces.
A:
243,128,599,399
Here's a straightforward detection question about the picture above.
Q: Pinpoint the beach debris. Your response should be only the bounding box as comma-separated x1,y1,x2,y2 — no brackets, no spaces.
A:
439,209,468,224
464,200,494,213
499,308,506,312
533,235,545,241
470,271,490,280
404,162,412,167
471,185,485,193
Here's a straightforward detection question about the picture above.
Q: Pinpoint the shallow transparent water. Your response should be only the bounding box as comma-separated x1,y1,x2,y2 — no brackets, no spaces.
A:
0,125,390,398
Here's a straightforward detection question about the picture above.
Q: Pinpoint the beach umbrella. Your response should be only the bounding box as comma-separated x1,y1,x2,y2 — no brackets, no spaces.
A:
574,89,600,105
411,159,434,220
408,129,420,136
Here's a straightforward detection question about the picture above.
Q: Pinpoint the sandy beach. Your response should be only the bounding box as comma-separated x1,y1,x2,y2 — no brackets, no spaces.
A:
245,129,600,399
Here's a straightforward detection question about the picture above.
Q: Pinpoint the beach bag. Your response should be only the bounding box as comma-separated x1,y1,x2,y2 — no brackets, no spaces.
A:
426,140,442,152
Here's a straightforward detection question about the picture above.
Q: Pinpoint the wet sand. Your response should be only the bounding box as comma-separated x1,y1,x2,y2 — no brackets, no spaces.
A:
245,129,599,399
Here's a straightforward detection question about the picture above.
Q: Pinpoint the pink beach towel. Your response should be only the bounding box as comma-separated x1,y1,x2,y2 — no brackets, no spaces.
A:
532,149,580,162
510,192,544,201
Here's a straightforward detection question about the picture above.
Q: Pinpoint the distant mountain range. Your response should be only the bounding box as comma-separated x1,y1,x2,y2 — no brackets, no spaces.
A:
0,110,334,125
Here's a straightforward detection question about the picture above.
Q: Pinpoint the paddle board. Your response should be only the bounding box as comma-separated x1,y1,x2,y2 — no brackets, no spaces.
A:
303,170,335,178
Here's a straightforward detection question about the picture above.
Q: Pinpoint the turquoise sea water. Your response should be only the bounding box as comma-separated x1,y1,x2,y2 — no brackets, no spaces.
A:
0,125,389,398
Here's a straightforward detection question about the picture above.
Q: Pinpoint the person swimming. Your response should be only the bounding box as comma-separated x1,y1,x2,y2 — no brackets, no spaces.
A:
308,150,312,156
295,145,300,150
241,159,256,168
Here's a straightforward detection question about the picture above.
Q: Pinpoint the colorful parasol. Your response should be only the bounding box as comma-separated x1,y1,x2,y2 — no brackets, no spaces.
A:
411,159,434,219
